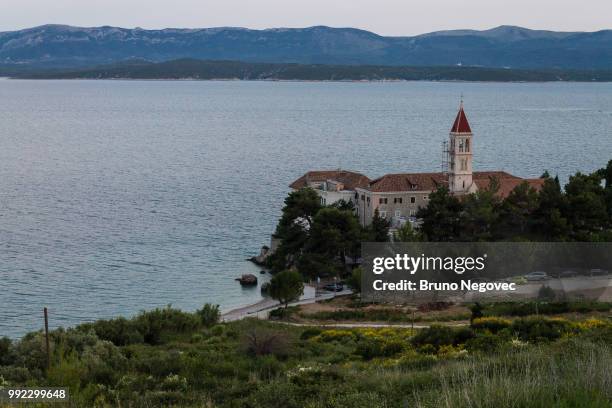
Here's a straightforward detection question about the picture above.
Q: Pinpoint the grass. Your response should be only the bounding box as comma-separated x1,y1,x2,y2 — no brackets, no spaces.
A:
0,306,610,407
300,309,471,323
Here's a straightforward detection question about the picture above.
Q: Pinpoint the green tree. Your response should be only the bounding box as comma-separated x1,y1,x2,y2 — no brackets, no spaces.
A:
330,199,355,211
275,188,322,237
565,172,608,240
367,208,390,242
346,267,363,293
417,187,463,241
269,270,304,308
460,179,501,241
601,160,612,220
197,304,220,327
497,182,539,239
394,221,420,242
296,252,338,279
535,175,569,240
271,188,322,271
307,207,362,264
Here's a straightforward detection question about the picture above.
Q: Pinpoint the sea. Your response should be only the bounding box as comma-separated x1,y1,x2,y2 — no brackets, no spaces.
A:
1,79,612,338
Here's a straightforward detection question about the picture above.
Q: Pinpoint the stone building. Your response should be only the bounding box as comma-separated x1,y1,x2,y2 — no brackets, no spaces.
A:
289,103,545,228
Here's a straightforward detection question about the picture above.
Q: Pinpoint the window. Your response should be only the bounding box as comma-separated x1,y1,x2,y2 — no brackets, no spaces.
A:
355,192,359,199
465,139,470,152
394,197,403,204
458,139,464,152
379,197,388,204
395,210,401,218
410,196,416,204
361,195,365,201
379,211,387,218
423,195,429,200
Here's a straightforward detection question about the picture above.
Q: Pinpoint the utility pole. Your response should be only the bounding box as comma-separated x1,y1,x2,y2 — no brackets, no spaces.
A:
44,307,50,370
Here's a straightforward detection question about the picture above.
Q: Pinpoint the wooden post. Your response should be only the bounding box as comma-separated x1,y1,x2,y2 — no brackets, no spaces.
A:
44,307,50,370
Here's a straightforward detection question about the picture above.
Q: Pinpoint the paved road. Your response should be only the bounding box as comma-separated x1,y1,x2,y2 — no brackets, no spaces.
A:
221,285,353,322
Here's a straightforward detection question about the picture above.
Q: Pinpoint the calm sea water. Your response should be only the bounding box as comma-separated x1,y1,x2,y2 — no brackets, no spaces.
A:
2,80,612,338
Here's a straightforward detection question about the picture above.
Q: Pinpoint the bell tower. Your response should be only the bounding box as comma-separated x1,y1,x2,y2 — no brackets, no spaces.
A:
448,100,473,194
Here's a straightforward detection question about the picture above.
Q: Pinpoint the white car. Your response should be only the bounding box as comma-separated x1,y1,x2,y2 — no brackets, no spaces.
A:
524,271,549,281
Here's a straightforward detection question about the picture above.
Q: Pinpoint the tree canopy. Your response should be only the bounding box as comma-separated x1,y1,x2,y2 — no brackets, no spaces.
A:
269,270,304,308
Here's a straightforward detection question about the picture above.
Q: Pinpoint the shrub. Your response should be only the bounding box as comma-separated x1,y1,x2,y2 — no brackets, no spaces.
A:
79,317,143,346
346,267,362,293
398,351,438,370
315,330,357,344
243,328,288,357
511,316,576,342
538,285,557,302
471,317,512,333
269,306,298,319
465,333,505,352
13,333,48,372
133,350,183,378
469,302,484,321
411,325,474,351
577,318,611,331
300,328,322,340
0,337,15,365
354,339,377,360
482,301,612,317
210,324,224,336
0,366,32,384
135,307,200,345
197,303,220,327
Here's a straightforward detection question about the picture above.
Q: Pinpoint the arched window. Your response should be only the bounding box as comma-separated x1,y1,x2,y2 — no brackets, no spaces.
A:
458,139,464,152
465,139,470,152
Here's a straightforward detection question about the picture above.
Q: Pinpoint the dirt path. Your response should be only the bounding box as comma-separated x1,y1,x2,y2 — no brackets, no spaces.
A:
270,320,469,329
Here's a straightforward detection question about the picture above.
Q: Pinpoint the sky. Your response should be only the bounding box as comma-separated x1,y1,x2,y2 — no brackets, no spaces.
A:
2,0,611,35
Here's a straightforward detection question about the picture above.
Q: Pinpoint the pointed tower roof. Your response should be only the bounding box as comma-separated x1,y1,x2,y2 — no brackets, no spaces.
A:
450,101,472,133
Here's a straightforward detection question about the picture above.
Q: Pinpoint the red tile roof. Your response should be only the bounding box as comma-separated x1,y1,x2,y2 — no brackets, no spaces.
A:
366,170,544,198
451,104,472,133
289,170,371,190
368,172,447,192
474,175,545,198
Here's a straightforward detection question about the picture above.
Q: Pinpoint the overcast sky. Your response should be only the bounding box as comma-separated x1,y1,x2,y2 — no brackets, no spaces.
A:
2,0,611,35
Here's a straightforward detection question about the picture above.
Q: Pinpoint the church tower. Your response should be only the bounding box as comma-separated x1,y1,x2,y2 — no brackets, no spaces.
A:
448,101,474,194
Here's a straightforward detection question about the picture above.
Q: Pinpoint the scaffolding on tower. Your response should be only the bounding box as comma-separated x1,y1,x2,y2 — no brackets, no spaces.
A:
441,140,450,175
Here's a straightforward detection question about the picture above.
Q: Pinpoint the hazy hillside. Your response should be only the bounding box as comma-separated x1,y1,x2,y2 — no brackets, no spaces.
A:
1,24,612,69
14,59,612,82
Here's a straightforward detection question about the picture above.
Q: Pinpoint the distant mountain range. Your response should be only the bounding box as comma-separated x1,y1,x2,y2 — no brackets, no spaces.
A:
1,24,612,70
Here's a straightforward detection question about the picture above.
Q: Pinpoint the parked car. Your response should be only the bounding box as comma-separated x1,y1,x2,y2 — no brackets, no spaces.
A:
524,271,549,281
590,268,609,276
323,283,344,292
558,270,578,278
